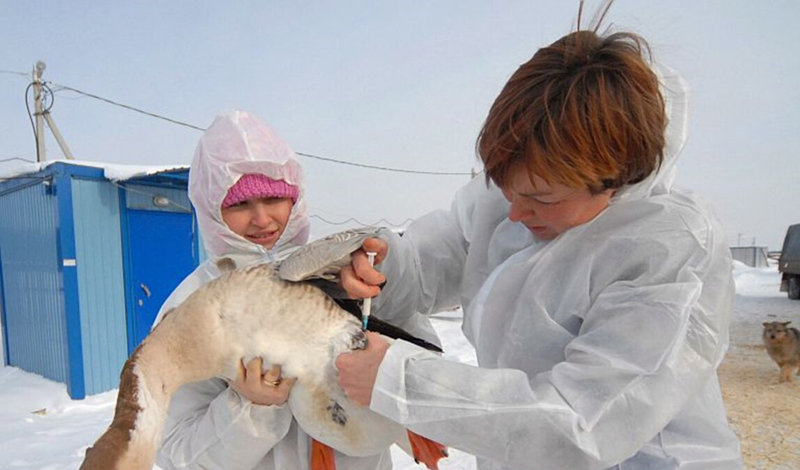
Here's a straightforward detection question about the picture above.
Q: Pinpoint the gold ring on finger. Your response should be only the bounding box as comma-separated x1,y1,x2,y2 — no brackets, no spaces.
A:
262,378,281,387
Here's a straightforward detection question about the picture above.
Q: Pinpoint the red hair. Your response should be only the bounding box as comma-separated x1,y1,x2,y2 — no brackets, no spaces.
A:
478,30,666,194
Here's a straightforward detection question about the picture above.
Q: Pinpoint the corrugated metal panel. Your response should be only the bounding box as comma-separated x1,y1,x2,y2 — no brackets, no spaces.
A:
124,183,191,213
0,252,6,365
0,181,68,383
71,178,128,395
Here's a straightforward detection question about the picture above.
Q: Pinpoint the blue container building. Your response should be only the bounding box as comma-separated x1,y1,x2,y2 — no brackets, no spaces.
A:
0,161,202,399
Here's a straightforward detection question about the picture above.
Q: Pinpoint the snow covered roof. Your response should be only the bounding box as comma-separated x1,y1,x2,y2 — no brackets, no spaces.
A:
0,159,188,182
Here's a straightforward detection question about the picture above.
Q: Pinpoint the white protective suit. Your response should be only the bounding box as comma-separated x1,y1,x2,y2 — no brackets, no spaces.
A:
153,111,392,470
368,71,744,469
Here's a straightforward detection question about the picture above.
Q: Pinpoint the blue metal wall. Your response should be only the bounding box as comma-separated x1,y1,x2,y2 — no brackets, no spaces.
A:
124,182,205,262
0,180,69,384
0,249,6,365
0,164,195,398
71,178,129,395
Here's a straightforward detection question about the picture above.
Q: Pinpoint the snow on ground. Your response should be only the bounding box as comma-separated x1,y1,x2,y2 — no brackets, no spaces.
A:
727,261,800,356
1,263,798,469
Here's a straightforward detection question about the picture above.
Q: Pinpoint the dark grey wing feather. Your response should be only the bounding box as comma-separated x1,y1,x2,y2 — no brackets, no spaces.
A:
277,227,381,282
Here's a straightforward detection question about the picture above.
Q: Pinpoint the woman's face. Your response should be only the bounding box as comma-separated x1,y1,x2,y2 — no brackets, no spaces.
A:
221,197,294,249
501,170,613,240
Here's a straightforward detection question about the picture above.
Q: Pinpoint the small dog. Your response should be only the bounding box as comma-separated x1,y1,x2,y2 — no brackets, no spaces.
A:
762,321,800,383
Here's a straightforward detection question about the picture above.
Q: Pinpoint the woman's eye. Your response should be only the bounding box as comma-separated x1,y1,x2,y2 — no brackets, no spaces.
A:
531,197,558,206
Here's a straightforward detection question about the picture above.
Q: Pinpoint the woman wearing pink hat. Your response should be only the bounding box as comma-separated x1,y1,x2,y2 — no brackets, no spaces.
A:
152,111,393,470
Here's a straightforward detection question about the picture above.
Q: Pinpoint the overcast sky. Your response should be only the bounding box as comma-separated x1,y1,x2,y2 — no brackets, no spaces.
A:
1,1,797,249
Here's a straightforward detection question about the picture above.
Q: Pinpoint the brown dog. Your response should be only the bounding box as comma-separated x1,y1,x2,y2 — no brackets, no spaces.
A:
762,321,800,383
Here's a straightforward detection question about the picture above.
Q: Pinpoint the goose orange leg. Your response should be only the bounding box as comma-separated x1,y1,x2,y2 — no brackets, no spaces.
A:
407,430,448,470
311,439,336,470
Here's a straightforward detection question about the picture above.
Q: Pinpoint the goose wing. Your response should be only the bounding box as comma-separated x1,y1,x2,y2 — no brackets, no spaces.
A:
276,227,381,282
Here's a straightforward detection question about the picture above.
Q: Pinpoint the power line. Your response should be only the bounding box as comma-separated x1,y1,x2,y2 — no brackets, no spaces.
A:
50,83,206,131
311,214,412,228
24,82,38,154
296,152,472,176
0,157,35,164
0,69,29,78
48,81,473,176
0,175,49,183
7,76,457,227
308,207,412,229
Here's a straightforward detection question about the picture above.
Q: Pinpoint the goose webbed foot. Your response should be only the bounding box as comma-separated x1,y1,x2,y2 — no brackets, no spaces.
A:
311,439,337,470
407,430,448,470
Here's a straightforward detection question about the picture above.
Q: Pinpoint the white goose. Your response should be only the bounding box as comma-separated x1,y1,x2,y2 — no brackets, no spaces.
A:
80,230,446,470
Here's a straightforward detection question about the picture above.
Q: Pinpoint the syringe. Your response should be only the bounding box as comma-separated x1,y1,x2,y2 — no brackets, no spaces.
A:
361,251,377,330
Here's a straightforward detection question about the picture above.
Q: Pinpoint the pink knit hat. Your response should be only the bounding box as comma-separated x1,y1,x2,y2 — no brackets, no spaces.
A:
221,174,299,209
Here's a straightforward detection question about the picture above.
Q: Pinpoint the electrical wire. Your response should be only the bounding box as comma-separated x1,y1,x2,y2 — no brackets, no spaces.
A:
50,83,206,131
24,80,57,163
49,82,474,175
310,207,412,228
296,152,472,176
0,175,49,183
24,83,38,160
0,157,35,163
0,69,29,78
17,79,476,226
42,82,55,113
310,214,412,228
0,176,53,200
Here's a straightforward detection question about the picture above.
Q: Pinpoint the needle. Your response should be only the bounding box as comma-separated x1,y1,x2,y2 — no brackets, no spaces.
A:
361,251,377,330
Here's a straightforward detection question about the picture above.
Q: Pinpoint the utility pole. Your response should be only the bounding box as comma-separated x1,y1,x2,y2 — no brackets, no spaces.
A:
31,61,75,162
32,62,46,162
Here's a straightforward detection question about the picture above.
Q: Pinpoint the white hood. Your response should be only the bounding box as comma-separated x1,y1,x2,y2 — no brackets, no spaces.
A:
189,110,310,265
612,65,690,202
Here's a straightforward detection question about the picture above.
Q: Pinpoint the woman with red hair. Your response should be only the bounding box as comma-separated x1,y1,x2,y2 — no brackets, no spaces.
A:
337,15,743,470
